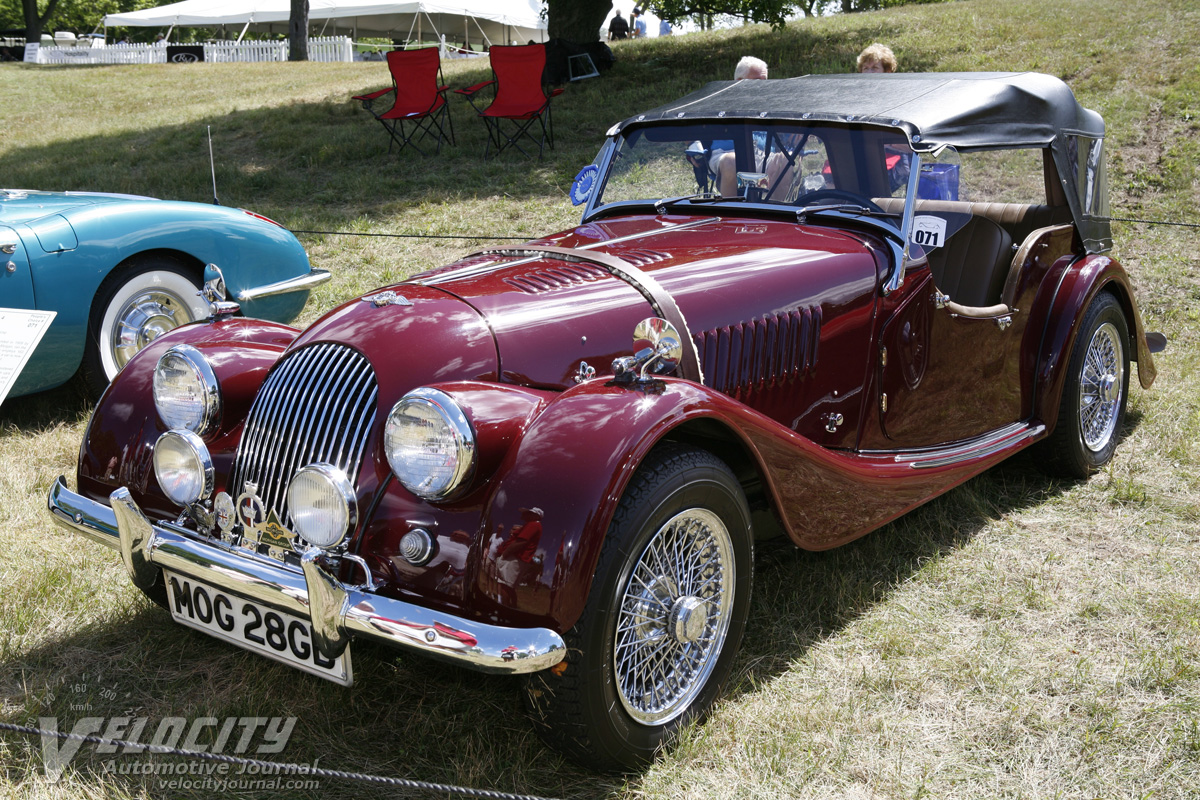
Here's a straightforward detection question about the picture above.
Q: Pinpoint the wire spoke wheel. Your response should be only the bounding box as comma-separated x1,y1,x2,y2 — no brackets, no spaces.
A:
522,445,752,771
614,508,734,725
1036,292,1130,478
1078,321,1123,451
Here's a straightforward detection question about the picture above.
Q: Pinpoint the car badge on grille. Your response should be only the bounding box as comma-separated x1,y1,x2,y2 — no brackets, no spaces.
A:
214,491,236,535
255,510,295,551
237,484,266,529
236,483,296,556
362,291,413,308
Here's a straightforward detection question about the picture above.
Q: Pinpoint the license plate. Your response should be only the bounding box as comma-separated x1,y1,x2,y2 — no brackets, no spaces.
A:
164,570,352,686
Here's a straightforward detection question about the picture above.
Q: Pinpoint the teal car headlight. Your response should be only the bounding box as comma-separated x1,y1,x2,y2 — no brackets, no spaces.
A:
384,388,476,501
153,344,221,436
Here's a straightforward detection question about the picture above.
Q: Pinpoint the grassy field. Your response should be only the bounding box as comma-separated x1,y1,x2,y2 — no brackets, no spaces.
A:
3,0,1200,797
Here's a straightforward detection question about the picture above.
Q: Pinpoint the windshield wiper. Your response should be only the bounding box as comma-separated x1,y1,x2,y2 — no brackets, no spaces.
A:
654,193,748,213
796,203,882,222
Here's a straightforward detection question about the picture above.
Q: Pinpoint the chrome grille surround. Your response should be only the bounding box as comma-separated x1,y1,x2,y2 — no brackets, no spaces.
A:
229,343,378,535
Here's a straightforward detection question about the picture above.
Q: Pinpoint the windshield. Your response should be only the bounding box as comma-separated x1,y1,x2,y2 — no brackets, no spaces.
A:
595,121,916,217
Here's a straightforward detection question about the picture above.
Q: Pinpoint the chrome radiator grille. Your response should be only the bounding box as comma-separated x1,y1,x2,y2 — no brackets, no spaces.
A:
229,343,378,527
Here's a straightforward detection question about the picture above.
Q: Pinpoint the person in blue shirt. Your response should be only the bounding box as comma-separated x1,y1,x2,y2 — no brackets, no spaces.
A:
631,8,647,38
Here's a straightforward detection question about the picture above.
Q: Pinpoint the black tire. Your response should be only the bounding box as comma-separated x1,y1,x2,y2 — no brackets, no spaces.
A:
83,257,207,398
523,444,753,772
1037,291,1130,478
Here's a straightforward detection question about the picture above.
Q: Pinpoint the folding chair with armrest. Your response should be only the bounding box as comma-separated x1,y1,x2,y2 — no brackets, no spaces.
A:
456,44,564,158
353,48,454,156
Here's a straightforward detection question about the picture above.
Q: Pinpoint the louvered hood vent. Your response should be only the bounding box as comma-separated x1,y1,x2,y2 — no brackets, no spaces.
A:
229,343,378,529
503,262,608,294
501,249,671,294
695,306,822,397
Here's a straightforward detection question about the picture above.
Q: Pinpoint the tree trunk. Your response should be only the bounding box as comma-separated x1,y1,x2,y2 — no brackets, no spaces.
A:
22,0,61,45
546,0,612,43
289,0,309,61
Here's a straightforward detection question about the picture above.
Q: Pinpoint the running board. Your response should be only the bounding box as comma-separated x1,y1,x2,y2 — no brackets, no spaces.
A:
864,422,1045,470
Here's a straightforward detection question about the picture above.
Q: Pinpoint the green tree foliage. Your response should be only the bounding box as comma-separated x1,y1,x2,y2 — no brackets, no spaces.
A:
1,0,160,39
652,0,797,30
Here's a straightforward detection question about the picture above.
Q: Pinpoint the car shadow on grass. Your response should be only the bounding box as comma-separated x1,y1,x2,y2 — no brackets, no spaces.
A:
0,374,93,432
726,410,1145,702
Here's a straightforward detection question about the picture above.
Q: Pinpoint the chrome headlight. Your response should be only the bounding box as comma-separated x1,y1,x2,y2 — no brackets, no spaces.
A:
153,430,214,507
153,344,221,435
384,388,475,501
286,463,356,549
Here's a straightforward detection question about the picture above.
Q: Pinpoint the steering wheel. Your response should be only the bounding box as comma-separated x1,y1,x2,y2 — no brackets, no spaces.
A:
796,189,884,214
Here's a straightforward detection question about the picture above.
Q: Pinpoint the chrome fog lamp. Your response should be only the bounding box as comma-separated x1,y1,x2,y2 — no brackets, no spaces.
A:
153,344,221,435
153,430,214,507
286,463,357,549
384,388,475,501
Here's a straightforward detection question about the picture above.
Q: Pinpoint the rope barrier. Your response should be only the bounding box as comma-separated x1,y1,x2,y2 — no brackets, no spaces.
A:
1101,216,1200,230
290,229,531,240
0,721,562,800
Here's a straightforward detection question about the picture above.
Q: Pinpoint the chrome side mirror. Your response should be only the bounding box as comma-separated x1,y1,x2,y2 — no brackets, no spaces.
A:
613,317,683,381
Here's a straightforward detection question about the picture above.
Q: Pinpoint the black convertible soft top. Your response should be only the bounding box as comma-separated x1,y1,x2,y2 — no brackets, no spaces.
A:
616,72,1104,152
615,72,1112,252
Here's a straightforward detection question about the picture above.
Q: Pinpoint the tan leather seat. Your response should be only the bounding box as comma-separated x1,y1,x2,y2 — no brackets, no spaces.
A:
873,198,1072,245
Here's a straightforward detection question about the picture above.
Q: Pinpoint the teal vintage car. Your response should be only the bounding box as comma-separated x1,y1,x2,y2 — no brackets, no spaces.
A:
1,188,329,398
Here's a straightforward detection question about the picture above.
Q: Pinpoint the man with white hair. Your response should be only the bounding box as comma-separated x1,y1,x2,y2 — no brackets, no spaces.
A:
734,55,769,81
711,57,769,195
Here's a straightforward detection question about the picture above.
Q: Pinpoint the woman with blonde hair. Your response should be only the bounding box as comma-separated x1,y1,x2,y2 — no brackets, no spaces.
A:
857,43,898,73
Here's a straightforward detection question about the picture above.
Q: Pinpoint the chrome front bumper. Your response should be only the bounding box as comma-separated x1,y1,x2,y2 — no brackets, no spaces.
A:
236,268,331,302
48,477,564,676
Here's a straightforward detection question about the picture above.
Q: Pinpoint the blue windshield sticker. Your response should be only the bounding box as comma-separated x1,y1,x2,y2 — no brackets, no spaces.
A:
570,165,599,206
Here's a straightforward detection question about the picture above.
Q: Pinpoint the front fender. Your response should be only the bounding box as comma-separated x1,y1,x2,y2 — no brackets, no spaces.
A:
471,378,738,632
1033,254,1156,431
78,317,299,517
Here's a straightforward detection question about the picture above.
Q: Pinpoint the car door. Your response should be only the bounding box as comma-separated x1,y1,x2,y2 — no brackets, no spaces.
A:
0,226,35,310
873,261,1024,448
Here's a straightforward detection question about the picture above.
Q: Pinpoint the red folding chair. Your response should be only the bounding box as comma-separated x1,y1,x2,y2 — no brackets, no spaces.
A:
353,48,454,156
456,44,564,159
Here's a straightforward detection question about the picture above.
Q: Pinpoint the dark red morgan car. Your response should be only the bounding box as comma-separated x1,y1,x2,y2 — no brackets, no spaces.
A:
50,73,1163,770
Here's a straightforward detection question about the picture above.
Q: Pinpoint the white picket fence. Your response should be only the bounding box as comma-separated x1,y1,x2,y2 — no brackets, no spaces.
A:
33,36,353,65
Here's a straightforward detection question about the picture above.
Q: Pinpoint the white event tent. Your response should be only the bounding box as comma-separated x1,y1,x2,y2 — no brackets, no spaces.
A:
103,0,546,47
